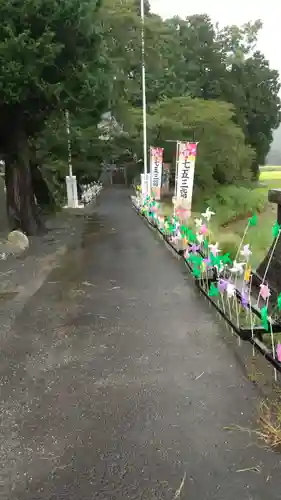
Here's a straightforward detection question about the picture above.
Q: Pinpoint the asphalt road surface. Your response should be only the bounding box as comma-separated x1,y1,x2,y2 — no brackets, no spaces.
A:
1,188,280,499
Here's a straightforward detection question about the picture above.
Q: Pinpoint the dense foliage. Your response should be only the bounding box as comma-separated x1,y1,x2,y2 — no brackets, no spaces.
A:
0,0,108,233
0,0,280,233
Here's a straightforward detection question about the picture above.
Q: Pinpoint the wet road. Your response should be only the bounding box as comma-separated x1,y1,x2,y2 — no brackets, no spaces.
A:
1,188,280,499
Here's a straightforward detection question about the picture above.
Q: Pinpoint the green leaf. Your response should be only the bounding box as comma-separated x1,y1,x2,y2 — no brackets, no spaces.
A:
209,282,219,297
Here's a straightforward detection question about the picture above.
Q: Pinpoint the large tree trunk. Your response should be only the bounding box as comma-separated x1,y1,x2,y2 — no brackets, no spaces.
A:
31,162,55,211
5,132,43,235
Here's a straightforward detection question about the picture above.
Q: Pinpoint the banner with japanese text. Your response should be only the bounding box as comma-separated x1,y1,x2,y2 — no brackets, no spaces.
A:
150,147,164,200
175,142,198,217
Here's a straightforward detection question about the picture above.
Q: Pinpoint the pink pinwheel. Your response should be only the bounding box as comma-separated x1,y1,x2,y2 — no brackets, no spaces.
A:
277,343,281,362
171,235,179,244
260,284,271,300
203,257,211,267
184,248,190,259
176,207,189,219
200,224,208,235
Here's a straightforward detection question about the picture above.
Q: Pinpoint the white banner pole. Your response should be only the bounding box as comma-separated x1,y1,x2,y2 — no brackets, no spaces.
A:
175,142,198,219
140,0,148,192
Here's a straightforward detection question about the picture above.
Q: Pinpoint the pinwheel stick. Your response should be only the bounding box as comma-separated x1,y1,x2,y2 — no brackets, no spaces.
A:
247,275,256,356
269,321,278,382
256,229,281,309
234,222,249,263
264,294,278,382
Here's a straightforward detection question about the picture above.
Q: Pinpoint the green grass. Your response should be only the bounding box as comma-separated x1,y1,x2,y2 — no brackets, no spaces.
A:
260,165,281,171
225,208,275,267
158,167,280,269
260,169,281,181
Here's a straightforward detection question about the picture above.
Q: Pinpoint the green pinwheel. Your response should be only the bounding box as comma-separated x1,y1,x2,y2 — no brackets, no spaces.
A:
191,255,203,267
187,230,197,243
261,306,269,332
221,253,232,266
278,293,281,311
272,221,281,239
192,266,201,278
210,252,221,268
203,239,208,250
248,214,258,227
180,225,189,238
208,282,219,297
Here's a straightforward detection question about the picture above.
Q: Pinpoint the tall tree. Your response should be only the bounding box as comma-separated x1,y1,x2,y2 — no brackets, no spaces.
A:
218,20,281,176
161,15,226,100
100,3,281,183
134,0,150,16
0,0,108,234
119,97,254,189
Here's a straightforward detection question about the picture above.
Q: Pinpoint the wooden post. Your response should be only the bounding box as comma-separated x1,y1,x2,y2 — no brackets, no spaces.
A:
255,189,281,296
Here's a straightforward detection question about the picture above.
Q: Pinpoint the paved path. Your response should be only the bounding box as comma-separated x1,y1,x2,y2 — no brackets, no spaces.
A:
1,188,280,499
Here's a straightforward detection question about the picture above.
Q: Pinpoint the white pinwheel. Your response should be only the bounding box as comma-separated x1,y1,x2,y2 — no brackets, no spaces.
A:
230,260,246,275
226,283,236,298
240,244,252,259
194,218,203,228
209,242,220,256
201,207,215,221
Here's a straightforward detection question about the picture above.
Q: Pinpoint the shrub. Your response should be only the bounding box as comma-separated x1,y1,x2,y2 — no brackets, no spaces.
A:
204,185,266,225
217,232,241,260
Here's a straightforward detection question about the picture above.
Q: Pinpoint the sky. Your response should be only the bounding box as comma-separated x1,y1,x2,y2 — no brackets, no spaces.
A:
150,0,280,77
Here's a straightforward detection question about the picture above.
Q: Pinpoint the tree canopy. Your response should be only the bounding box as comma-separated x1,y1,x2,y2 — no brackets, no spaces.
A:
0,0,108,233
102,2,280,179
0,0,280,233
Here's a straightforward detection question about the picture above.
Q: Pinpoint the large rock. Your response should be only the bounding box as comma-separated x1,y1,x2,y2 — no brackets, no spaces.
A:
7,230,29,250
0,230,29,259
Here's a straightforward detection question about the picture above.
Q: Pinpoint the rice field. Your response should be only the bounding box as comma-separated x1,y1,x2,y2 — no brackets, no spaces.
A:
260,166,281,184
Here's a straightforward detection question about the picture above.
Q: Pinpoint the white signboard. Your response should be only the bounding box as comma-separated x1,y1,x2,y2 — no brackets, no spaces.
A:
141,173,151,198
150,147,163,200
175,142,198,216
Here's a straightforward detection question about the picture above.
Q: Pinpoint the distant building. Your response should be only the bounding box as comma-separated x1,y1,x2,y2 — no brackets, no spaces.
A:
98,112,123,141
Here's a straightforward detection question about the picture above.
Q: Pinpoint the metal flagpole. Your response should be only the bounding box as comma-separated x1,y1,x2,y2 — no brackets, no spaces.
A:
65,109,79,208
65,109,73,178
140,0,148,195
